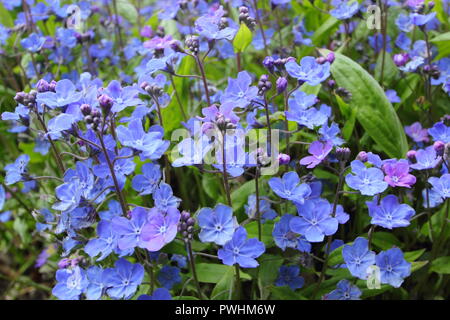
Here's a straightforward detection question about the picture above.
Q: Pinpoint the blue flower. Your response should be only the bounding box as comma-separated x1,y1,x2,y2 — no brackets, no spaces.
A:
385,89,401,103
56,27,78,48
52,266,89,300
102,80,142,113
171,254,187,268
138,288,172,300
428,122,450,143
395,13,413,32
285,56,330,86
410,12,437,26
288,90,317,110
319,122,344,146
324,279,361,300
272,214,311,252
117,119,169,161
84,221,118,261
410,146,441,170
85,266,105,300
4,154,30,185
275,266,305,290
268,171,312,204
36,79,82,109
342,237,376,279
285,103,329,129
330,1,359,20
153,182,181,211
345,160,388,196
93,148,136,190
220,71,259,108
290,199,339,242
244,194,277,222
52,180,82,212
376,248,411,288
103,258,145,299
218,227,265,268
132,163,162,195
111,207,149,250
399,56,424,73
198,204,235,245
140,207,180,252
429,174,450,199
367,195,415,229
20,33,46,52
157,265,181,289
64,161,95,200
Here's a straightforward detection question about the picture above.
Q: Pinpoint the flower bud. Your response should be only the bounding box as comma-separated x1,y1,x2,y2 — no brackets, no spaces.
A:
316,56,327,65
434,141,445,156
406,150,416,161
49,80,57,92
327,79,336,88
80,104,92,116
276,77,288,94
326,52,335,64
57,258,71,269
140,26,153,38
263,56,275,73
98,94,113,113
336,147,351,162
278,153,290,165
393,53,409,67
36,79,50,93
356,151,368,162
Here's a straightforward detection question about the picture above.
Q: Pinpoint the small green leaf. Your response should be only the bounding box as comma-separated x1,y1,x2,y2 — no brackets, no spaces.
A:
233,23,253,53
231,180,255,212
196,263,250,283
430,256,450,274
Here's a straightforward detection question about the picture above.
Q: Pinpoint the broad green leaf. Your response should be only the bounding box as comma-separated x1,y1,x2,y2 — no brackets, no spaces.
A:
231,180,256,212
374,51,398,86
210,266,239,300
370,232,401,250
196,263,250,283
233,23,253,53
431,32,450,60
430,256,450,274
0,3,14,27
244,221,275,247
116,0,138,23
270,286,305,300
319,49,408,158
258,254,283,299
404,249,426,262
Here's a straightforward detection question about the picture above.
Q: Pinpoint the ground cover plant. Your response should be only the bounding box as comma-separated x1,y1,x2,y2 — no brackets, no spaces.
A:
0,0,449,300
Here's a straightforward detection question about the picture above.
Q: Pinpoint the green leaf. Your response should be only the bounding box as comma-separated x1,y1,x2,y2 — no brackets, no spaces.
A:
430,256,450,274
244,221,275,247
116,0,138,23
319,49,408,158
210,266,237,300
370,232,401,250
231,180,255,212
270,286,305,300
233,23,253,53
374,51,398,86
431,32,450,60
404,249,426,262
196,263,250,283
257,254,284,299
0,3,14,27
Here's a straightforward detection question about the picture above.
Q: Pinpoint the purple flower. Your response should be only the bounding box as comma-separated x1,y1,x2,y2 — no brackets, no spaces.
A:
385,89,401,103
111,207,149,250
285,56,330,86
428,122,450,143
36,79,82,109
404,122,429,143
290,199,339,242
103,258,144,299
367,195,415,229
198,204,236,245
383,160,416,188
342,237,376,279
272,214,311,252
410,146,442,170
376,248,411,288
220,71,258,108
300,140,333,169
201,102,240,128
140,207,180,251
323,280,361,300
116,119,169,160
428,174,450,199
345,160,388,196
275,266,304,290
131,163,162,195
218,227,265,268
268,171,312,204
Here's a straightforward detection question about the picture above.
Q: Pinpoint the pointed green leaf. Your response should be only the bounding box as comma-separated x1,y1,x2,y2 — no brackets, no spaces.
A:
233,23,253,53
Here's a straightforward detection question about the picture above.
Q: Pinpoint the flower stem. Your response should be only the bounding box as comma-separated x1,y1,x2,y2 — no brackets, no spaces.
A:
195,55,211,105
187,241,204,299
